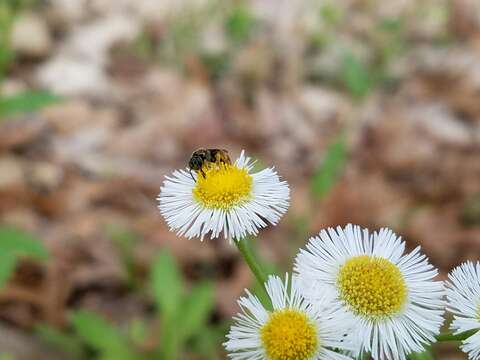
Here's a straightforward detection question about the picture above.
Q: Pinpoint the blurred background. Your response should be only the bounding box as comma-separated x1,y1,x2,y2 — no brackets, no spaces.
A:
0,0,480,359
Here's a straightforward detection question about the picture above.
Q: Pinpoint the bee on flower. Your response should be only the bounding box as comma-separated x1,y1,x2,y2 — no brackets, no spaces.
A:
447,261,480,360
157,149,289,241
294,224,445,360
224,274,358,360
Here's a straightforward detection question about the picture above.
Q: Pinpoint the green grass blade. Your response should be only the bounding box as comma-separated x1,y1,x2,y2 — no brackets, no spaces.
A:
151,251,182,319
0,227,49,289
178,282,214,343
340,53,373,99
70,310,127,352
311,135,347,199
0,227,49,259
35,324,85,358
0,90,61,117
0,255,17,289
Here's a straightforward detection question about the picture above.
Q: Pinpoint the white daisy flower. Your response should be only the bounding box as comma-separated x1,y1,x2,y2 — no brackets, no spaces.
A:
224,274,357,360
447,261,480,360
157,150,289,241
294,224,445,360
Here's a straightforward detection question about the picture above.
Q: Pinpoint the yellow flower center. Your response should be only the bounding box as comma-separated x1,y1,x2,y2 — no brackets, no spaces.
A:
337,255,407,319
261,309,318,360
192,164,253,210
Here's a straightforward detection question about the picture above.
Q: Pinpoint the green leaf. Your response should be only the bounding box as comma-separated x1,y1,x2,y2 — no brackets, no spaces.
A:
378,18,403,34
99,349,139,360
128,318,148,346
106,224,138,288
178,282,214,342
152,252,183,360
189,323,228,359
0,354,14,360
340,53,373,99
319,4,341,26
151,252,182,319
35,324,85,358
311,135,347,198
108,226,138,253
0,255,17,289
0,227,49,288
0,90,61,117
0,227,49,259
0,45,13,76
225,6,255,44
70,310,128,352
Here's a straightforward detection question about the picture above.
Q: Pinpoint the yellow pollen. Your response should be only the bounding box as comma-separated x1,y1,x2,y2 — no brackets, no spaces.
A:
337,255,407,319
192,163,253,210
260,309,318,360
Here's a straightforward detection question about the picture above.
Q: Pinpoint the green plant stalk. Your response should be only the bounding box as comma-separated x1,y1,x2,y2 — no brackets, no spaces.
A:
234,237,268,286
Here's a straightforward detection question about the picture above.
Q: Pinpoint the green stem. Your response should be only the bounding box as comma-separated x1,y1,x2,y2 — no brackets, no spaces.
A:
436,329,477,342
235,236,268,286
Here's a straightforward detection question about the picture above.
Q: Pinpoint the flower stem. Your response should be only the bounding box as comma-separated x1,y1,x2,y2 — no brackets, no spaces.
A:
436,329,477,342
235,236,268,286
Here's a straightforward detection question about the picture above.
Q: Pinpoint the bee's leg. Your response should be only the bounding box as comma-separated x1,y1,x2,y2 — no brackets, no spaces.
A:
220,152,231,165
199,168,206,178
189,169,196,182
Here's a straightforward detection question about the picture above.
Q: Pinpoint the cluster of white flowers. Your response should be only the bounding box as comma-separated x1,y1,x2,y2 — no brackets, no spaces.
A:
158,150,480,360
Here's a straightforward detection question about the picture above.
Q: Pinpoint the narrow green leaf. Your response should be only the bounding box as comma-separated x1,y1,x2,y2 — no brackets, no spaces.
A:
225,6,255,44
0,90,61,117
35,324,85,358
311,135,347,198
0,227,49,260
161,323,180,360
178,282,214,343
151,252,182,318
106,224,138,288
320,4,341,26
0,254,17,289
0,45,13,76
189,323,228,359
100,348,139,360
340,53,373,99
0,227,49,289
70,310,127,352
152,252,183,360
128,318,148,346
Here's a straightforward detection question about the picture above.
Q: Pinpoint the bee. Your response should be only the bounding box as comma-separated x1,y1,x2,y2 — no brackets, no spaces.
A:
188,148,231,180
